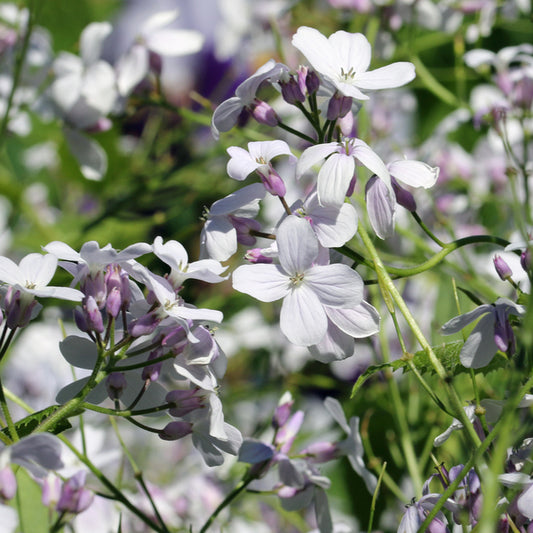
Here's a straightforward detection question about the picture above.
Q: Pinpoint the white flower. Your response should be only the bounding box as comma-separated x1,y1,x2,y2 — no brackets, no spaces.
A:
232,216,364,346
292,26,415,100
0,253,82,301
297,137,389,207
116,9,204,96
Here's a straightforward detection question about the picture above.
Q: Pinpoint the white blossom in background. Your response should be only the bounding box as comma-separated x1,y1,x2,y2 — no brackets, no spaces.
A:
116,9,204,97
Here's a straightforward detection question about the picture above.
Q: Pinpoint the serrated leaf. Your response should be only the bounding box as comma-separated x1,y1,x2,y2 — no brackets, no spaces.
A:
351,341,509,397
1,406,73,439
401,340,508,377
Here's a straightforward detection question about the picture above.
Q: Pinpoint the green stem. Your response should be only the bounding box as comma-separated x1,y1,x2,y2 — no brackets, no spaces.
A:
419,374,533,531
411,211,446,247
58,435,168,533
80,402,172,418
0,0,35,151
0,377,19,442
277,121,316,144
357,224,483,449
367,462,386,533
199,475,253,533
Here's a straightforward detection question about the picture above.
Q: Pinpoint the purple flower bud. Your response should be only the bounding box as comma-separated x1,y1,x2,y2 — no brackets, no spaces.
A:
159,421,193,441
106,287,122,318
84,296,104,334
130,311,161,337
512,76,533,110
305,69,320,95
162,325,188,347
245,248,273,264
258,167,286,197
273,396,294,429
229,216,262,246
81,271,106,309
42,475,62,507
56,471,94,514
327,92,352,120
391,177,417,212
300,441,339,463
106,372,127,400
338,111,356,138
493,255,513,281
251,99,279,127
73,307,89,332
521,249,531,273
275,410,304,454
493,311,515,353
148,50,163,76
166,389,204,417
104,264,122,292
142,349,164,382
4,287,38,329
0,466,16,502
280,76,305,104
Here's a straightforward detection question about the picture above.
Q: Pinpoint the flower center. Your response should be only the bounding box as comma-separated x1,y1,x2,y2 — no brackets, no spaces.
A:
289,272,305,287
340,66,356,80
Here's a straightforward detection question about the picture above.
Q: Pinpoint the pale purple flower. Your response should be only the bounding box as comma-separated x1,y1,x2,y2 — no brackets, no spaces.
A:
297,137,389,207
211,60,288,137
292,27,415,100
292,188,358,248
0,253,82,302
232,216,364,346
116,9,204,96
200,183,265,261
441,297,525,368
227,140,296,197
323,398,377,493
365,175,396,239
152,236,227,288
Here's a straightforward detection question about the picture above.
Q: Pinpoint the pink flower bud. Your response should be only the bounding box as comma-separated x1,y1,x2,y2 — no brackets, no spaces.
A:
84,296,104,334
251,100,279,127
300,441,339,463
56,471,94,514
493,255,513,281
258,167,286,197
245,248,273,264
81,271,106,309
106,287,122,318
0,466,16,502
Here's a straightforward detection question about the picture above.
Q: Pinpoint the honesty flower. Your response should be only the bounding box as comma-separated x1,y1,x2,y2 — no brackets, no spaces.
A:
232,216,364,346
116,9,204,96
292,26,415,100
0,253,82,301
211,59,287,137
297,137,389,207
441,297,525,368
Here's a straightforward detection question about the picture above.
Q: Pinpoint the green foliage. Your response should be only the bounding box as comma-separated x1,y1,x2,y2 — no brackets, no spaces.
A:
1,406,74,439
12,468,50,533
351,341,509,398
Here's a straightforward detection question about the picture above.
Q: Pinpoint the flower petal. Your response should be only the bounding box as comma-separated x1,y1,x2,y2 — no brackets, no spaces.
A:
326,302,380,337
232,264,289,302
365,176,395,239
460,314,499,368
388,159,439,189
146,29,204,57
296,142,338,178
355,62,416,90
64,127,107,181
280,285,327,345
277,216,318,275
317,152,355,207
306,264,363,307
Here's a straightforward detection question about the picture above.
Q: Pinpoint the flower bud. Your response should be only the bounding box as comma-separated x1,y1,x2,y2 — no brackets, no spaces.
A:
273,393,294,429
327,92,352,120
4,287,38,329
159,421,193,441
106,372,127,400
84,296,104,334
245,248,273,264
81,271,106,309
42,474,62,507
130,311,161,337
0,466,16,502
280,76,305,105
251,100,279,127
493,255,513,281
258,167,286,197
142,349,164,382
106,287,122,318
166,389,204,417
56,471,94,514
300,441,339,463
304,69,320,95
520,249,531,273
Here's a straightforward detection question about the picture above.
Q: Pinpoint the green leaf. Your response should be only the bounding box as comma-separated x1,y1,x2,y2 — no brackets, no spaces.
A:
1,406,75,439
11,468,50,533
